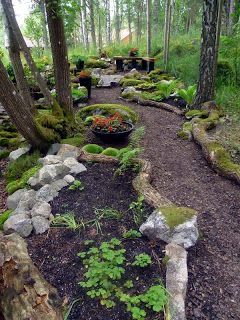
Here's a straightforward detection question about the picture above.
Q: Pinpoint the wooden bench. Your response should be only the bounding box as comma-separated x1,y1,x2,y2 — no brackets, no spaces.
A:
113,56,156,72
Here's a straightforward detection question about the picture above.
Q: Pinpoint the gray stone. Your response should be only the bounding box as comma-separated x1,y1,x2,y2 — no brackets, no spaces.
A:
17,189,37,211
91,68,102,76
31,201,51,218
3,214,33,237
121,86,141,98
47,143,61,155
57,144,80,159
32,216,51,234
139,207,198,249
63,157,87,175
166,242,188,320
28,163,69,188
36,184,59,203
39,155,63,166
9,146,30,161
64,174,75,184
51,179,69,192
7,189,28,210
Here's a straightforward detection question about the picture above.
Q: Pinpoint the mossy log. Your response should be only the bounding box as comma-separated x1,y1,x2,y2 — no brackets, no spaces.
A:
78,150,119,163
0,233,63,320
137,98,184,115
132,159,173,208
192,110,240,185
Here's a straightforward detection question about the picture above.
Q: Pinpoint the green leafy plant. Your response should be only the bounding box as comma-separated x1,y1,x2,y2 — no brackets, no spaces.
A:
69,179,84,191
132,254,152,267
178,84,197,106
91,208,123,234
115,147,142,175
51,213,81,230
123,229,142,239
156,80,179,99
129,195,145,225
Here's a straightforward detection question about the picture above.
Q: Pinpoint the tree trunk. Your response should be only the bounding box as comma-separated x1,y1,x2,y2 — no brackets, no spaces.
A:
215,0,224,60
0,59,49,148
146,0,151,56
115,0,121,43
104,0,111,43
163,0,172,70
153,0,160,34
194,0,219,107
82,0,89,50
39,0,49,51
97,1,103,49
88,0,97,48
45,0,73,116
1,0,54,107
3,9,35,114
0,233,63,320
127,2,132,44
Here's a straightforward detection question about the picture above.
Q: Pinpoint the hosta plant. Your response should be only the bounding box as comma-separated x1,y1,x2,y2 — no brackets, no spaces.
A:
178,84,197,107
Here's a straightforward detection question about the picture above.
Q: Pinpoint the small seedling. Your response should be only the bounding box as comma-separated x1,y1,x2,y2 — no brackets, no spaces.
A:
129,195,145,225
68,179,84,191
123,229,142,239
51,212,80,230
132,253,152,267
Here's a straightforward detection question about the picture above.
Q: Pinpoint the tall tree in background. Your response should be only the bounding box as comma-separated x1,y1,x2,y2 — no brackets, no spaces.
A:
153,0,160,34
115,0,121,42
88,0,97,48
38,0,49,50
0,59,49,148
194,0,219,107
104,0,111,43
82,0,89,50
163,0,172,69
1,0,54,107
146,0,151,56
45,0,73,117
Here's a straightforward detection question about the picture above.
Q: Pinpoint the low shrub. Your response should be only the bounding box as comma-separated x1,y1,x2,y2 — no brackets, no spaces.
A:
72,87,88,102
102,147,119,157
82,144,104,154
216,60,234,84
76,104,138,123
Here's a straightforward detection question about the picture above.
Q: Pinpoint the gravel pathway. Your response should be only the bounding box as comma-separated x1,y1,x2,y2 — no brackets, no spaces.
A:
89,87,240,320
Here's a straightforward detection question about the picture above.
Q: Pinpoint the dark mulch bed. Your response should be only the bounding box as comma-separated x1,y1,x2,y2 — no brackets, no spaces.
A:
27,162,166,320
85,86,240,319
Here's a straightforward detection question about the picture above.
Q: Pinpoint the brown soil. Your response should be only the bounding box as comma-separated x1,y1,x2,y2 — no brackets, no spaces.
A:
27,163,166,320
87,87,240,320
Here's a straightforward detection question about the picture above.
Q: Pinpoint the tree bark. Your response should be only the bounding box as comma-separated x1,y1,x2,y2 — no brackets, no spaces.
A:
39,0,49,50
153,0,160,34
163,0,172,70
3,9,35,114
88,0,97,48
115,0,121,43
82,0,90,50
1,0,54,107
194,0,219,107
127,2,132,44
0,59,49,148
146,0,151,56
45,0,73,116
0,233,63,320
104,0,111,43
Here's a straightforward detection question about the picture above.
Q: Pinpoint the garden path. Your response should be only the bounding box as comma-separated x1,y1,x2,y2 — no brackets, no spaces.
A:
89,86,240,320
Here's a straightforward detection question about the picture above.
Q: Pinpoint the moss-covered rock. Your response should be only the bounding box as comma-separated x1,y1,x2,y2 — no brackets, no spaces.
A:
185,109,209,119
159,206,196,229
135,82,157,91
61,133,85,147
121,79,145,88
82,144,104,154
0,210,13,230
178,122,193,141
140,90,163,102
76,104,138,123
85,59,108,69
102,147,119,157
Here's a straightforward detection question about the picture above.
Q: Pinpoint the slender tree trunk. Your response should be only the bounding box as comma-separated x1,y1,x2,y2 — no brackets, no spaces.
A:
127,2,132,44
153,0,160,34
89,0,97,48
82,0,89,50
115,0,121,43
1,0,54,107
0,59,49,148
215,0,224,59
39,0,49,50
97,2,103,49
194,0,219,107
2,9,35,114
45,0,73,116
104,0,111,43
163,0,172,70
146,0,151,56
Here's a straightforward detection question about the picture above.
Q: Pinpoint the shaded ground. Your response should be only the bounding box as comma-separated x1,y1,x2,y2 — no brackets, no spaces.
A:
27,163,166,320
87,87,240,320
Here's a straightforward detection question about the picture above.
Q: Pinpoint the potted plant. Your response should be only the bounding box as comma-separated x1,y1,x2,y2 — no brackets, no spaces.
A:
79,70,92,98
91,112,134,143
129,48,139,57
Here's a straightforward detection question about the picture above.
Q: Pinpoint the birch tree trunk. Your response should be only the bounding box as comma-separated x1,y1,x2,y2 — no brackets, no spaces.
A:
193,0,219,107
163,0,172,70
146,0,151,56
104,0,111,43
115,0,121,43
89,0,97,48
127,1,132,44
45,0,73,116
83,0,89,50
0,59,49,148
1,0,54,107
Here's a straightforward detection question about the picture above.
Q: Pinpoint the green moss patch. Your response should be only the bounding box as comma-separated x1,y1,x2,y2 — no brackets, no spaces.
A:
0,150,10,159
178,121,193,140
0,210,13,230
121,79,145,88
185,109,209,119
102,147,119,157
85,59,108,69
61,133,85,147
159,206,196,229
83,144,104,154
76,104,138,123
141,91,163,102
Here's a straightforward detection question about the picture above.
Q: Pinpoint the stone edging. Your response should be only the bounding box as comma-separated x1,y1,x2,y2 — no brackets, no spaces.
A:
78,150,191,320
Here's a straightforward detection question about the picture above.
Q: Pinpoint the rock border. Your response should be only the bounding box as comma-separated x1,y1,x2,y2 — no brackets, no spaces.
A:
78,149,192,320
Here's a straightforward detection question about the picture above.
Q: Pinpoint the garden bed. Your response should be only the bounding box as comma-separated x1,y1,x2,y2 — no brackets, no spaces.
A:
27,162,167,320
